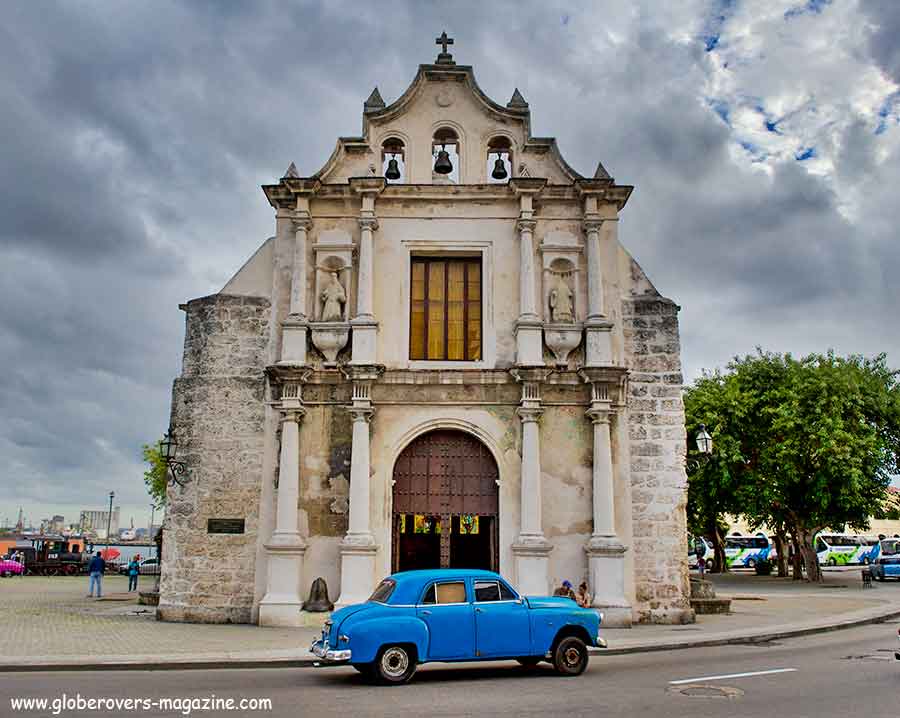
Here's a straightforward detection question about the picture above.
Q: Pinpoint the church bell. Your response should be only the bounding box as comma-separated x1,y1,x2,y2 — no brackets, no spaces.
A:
491,153,508,180
433,144,453,174
385,154,401,180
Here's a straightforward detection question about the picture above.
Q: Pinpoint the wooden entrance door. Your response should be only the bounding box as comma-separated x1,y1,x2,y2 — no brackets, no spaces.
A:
392,430,499,572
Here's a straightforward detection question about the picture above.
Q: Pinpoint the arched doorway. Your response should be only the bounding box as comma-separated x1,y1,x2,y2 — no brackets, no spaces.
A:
391,429,499,572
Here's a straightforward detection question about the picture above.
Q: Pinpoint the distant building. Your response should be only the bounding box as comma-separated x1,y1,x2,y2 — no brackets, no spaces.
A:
79,506,120,539
51,515,65,533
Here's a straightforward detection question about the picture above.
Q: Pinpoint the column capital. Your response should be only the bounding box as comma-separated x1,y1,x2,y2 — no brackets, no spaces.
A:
347,406,374,423
516,218,537,234
582,217,603,234
358,216,379,231
586,406,611,425
293,215,312,232
516,406,544,423
280,407,306,424
340,363,385,383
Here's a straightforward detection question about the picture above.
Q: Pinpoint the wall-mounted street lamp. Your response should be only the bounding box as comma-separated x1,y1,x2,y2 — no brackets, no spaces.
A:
687,423,713,471
159,425,189,486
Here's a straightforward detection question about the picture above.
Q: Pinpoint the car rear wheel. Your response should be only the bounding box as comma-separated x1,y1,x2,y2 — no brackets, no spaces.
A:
747,559,757,569
516,657,541,668
828,558,837,567
863,557,871,565
552,636,589,676
374,645,416,685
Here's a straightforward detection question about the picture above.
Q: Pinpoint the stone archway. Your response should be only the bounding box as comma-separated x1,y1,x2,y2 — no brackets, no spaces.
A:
391,429,499,572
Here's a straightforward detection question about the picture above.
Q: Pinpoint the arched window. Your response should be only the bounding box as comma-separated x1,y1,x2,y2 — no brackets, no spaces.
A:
487,137,511,183
382,138,405,183
432,127,460,184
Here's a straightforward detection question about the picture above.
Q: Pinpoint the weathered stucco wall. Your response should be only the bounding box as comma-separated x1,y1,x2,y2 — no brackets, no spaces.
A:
159,294,270,623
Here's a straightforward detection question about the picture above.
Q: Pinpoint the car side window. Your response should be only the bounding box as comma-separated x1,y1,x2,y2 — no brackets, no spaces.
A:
474,580,501,602
421,584,436,604
498,582,516,600
422,581,467,605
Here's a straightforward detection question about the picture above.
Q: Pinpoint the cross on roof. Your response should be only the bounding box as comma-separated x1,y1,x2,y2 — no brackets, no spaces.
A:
436,32,454,55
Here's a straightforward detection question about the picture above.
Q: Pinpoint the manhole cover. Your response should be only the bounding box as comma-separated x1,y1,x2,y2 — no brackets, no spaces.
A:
668,684,744,699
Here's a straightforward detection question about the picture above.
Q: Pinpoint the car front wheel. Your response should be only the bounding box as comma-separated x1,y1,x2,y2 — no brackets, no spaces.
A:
374,645,416,685
552,636,589,676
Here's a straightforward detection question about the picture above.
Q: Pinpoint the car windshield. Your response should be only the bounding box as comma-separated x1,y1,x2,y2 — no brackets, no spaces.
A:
368,578,396,603
881,540,900,556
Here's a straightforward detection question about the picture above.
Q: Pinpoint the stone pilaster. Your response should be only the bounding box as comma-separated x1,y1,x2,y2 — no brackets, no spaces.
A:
259,370,311,627
349,177,385,364
580,370,631,626
510,367,552,595
510,178,546,366
335,364,384,608
280,200,312,366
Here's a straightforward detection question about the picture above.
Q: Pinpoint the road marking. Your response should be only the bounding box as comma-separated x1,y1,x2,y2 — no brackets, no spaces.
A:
669,668,798,685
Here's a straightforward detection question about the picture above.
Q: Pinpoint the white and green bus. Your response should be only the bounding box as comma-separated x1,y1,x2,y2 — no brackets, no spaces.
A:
815,534,873,566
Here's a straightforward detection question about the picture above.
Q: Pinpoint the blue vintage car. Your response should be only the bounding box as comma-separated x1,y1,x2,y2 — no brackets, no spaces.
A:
311,569,606,684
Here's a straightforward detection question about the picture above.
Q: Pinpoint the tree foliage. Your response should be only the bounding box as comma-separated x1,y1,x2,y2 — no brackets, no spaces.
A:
685,350,900,581
142,441,168,508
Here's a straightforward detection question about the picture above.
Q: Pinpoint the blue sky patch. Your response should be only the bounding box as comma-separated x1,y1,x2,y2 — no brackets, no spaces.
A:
795,147,816,161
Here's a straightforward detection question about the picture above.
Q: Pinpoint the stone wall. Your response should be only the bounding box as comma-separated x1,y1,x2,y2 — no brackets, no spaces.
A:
159,294,270,623
622,288,694,624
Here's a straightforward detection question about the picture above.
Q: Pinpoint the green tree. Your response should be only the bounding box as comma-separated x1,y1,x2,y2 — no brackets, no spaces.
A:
686,351,900,582
142,440,168,508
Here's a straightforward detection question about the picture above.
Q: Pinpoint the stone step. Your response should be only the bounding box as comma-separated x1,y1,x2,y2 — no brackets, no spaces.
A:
690,597,732,615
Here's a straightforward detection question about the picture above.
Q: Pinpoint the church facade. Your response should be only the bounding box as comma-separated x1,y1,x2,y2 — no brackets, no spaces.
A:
159,39,693,627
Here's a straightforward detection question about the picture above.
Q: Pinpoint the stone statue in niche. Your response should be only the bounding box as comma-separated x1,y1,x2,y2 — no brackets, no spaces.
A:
549,273,575,323
320,272,346,322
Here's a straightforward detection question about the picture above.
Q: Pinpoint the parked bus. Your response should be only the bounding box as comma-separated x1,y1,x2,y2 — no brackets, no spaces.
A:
814,534,869,566
687,535,714,569
724,535,771,569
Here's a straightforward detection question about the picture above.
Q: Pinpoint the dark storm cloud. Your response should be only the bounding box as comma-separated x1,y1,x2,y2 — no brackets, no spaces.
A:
1,0,898,521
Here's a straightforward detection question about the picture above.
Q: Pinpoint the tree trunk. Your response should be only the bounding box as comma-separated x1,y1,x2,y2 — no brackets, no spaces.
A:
798,527,822,582
712,524,729,573
789,533,804,580
774,528,788,578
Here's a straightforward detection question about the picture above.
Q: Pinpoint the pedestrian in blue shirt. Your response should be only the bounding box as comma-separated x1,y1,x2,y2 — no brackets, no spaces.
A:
127,555,140,592
86,551,105,598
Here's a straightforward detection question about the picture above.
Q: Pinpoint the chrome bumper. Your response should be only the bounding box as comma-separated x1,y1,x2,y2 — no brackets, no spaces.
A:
596,636,608,649
311,639,351,663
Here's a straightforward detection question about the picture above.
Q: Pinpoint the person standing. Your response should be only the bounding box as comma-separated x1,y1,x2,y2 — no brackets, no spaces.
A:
127,555,140,592
553,580,577,600
87,551,105,598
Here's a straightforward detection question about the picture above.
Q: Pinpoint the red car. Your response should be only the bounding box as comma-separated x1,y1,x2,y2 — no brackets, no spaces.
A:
0,559,25,577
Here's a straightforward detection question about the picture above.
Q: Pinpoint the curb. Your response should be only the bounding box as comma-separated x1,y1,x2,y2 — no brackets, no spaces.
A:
2,606,899,673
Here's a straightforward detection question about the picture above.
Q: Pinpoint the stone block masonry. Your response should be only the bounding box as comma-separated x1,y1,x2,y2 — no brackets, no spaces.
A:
622,294,694,624
159,295,270,624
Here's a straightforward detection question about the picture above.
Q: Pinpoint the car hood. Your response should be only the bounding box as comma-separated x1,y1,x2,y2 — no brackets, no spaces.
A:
524,596,578,609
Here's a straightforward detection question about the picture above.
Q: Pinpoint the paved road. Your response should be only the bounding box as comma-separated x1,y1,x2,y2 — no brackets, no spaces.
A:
3,622,898,718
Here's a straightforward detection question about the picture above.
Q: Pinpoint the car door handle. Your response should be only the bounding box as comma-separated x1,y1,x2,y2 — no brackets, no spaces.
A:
475,607,483,613
420,610,432,616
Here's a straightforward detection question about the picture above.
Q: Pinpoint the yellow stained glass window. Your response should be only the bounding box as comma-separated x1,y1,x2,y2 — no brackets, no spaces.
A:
459,514,479,534
410,258,482,361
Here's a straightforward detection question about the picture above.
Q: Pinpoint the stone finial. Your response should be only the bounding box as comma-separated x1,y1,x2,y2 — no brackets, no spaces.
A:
283,162,300,179
593,161,612,180
507,88,529,109
364,87,385,112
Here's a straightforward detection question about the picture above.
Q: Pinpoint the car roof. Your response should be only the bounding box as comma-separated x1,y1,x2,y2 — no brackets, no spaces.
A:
384,569,504,604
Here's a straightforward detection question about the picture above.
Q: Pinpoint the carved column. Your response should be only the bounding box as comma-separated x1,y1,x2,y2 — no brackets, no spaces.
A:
280,203,312,365
335,365,383,608
584,218,604,321
580,369,631,626
349,178,385,364
259,375,309,626
511,368,552,596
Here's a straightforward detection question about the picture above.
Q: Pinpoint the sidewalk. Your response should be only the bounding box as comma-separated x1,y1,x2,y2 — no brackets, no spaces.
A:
2,571,899,671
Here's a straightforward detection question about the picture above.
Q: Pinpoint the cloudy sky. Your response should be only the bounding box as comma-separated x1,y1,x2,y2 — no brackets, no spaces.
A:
2,0,898,529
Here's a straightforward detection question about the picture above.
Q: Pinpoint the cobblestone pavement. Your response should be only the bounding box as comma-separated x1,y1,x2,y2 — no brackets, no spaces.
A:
1,576,312,658
2,571,897,660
